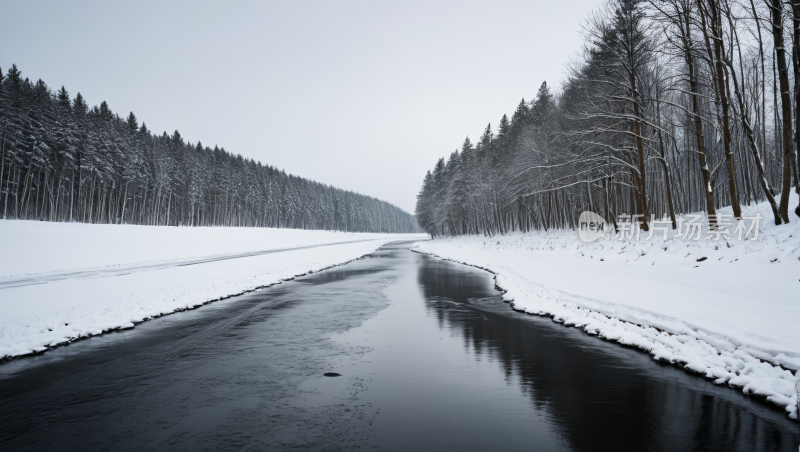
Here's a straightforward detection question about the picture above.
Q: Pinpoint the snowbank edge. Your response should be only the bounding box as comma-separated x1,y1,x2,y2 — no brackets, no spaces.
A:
410,244,800,420
0,244,397,364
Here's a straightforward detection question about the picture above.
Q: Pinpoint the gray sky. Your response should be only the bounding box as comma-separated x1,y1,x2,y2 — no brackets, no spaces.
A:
2,0,600,212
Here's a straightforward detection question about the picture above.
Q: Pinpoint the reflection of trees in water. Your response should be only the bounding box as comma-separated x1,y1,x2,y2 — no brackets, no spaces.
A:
416,256,797,452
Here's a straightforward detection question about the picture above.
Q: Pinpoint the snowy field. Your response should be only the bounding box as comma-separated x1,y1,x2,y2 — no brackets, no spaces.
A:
413,193,800,418
0,220,426,360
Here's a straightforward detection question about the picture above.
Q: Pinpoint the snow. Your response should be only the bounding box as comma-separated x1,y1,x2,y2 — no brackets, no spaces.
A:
412,192,800,418
0,220,426,361
0,221,421,279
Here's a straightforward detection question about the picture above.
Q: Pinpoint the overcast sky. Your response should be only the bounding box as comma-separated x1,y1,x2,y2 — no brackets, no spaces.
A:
2,0,600,212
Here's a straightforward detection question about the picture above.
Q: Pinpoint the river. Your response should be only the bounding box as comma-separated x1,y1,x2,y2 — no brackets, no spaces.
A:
0,241,796,451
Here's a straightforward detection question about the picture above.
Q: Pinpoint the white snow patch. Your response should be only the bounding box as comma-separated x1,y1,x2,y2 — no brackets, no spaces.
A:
0,220,426,360
412,193,800,418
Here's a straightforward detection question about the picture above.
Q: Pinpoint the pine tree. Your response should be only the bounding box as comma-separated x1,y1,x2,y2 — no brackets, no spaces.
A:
56,86,71,110
462,137,474,153
529,82,553,127
511,99,528,127
127,112,138,134
6,64,22,107
73,93,88,116
99,101,112,120
497,114,510,139
477,124,493,154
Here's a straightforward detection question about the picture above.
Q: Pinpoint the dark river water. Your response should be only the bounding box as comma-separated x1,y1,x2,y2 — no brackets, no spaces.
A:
0,242,797,451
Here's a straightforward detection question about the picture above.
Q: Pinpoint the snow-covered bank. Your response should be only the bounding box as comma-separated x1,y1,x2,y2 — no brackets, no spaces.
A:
412,194,800,418
0,221,420,279
0,220,426,360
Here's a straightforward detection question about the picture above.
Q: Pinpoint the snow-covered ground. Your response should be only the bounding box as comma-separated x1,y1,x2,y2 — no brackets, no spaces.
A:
0,220,426,360
413,193,800,418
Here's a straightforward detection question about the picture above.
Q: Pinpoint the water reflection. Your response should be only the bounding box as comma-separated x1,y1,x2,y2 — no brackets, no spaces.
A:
416,254,798,452
1,244,796,451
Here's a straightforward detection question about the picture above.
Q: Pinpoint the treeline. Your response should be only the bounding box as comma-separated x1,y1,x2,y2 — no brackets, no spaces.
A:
416,0,800,237
0,64,419,233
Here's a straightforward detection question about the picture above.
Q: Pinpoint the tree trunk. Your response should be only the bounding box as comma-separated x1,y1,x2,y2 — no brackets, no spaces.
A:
631,72,650,231
682,7,719,229
792,0,800,217
704,0,743,219
655,88,677,228
772,0,793,223
0,127,5,219
722,13,782,224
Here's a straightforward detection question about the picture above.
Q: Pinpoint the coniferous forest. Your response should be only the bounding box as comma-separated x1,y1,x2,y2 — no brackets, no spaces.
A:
416,0,800,237
0,64,420,233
